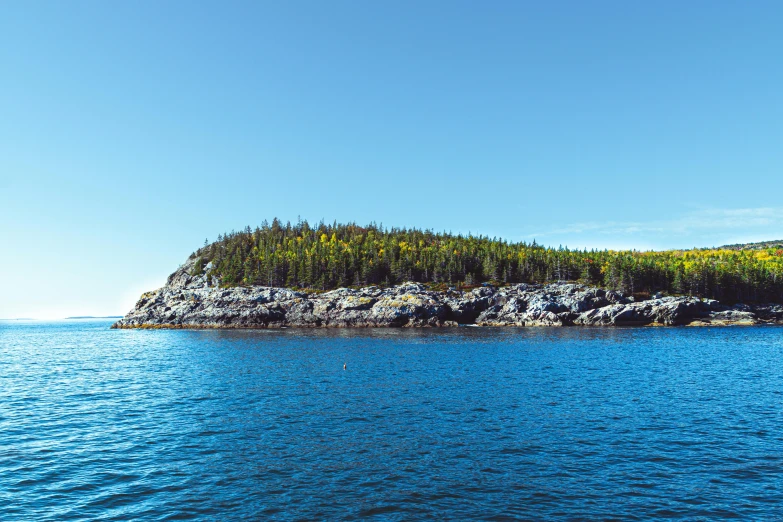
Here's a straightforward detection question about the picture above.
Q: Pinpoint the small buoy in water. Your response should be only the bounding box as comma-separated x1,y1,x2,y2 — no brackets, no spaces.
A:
343,363,347,370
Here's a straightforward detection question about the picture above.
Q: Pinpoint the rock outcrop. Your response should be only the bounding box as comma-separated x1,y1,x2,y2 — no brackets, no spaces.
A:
113,256,783,329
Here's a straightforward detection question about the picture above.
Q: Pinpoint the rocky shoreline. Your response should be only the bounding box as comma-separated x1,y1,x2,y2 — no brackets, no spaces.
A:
113,257,783,329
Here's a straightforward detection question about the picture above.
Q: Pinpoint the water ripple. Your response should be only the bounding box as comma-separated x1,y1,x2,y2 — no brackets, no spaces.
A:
1,321,783,519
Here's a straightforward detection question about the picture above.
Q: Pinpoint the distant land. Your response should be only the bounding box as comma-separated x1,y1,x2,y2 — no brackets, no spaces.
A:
112,220,783,329
66,316,123,319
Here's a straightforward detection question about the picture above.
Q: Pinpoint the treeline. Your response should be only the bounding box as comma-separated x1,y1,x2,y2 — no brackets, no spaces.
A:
191,219,783,303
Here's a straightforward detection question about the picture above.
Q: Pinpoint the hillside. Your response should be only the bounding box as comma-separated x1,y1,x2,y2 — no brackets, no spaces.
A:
188,219,783,304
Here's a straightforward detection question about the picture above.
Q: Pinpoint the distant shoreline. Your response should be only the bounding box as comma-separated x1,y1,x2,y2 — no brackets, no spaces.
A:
66,316,123,319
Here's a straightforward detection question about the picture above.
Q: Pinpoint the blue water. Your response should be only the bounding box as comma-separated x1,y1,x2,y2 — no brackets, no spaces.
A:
2,321,783,520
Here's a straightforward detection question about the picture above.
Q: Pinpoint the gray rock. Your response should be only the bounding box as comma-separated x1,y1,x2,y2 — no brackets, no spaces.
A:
112,255,783,329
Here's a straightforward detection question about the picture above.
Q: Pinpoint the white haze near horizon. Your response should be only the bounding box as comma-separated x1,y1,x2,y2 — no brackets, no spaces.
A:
3,207,782,320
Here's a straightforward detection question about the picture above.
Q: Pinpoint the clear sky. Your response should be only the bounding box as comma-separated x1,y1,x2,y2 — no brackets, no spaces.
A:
2,1,782,319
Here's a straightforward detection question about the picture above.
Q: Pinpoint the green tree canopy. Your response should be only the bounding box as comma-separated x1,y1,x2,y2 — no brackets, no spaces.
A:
192,220,783,303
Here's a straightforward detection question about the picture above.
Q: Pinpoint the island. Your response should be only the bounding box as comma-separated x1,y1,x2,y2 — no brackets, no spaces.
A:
113,221,783,329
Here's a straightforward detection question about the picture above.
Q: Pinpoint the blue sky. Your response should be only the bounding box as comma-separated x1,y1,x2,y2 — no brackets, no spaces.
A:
2,1,781,318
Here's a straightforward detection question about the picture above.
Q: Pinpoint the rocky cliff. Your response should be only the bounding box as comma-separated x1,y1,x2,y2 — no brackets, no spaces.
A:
113,256,783,329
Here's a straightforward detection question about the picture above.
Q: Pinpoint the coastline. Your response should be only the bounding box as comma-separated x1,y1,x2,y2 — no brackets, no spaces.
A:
113,257,783,330
113,322,776,330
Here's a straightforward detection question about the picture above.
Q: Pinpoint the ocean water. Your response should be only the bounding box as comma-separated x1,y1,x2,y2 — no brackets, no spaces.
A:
2,321,783,520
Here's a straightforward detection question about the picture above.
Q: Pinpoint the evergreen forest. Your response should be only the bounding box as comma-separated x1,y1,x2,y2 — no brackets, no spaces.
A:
190,219,783,303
